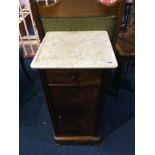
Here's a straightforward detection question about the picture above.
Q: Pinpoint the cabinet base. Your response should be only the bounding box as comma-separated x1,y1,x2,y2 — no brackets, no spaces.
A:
54,135,101,145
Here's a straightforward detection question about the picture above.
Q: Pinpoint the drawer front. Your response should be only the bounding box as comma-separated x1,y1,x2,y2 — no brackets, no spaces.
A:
76,70,101,86
45,69,101,86
49,86,100,136
45,70,77,85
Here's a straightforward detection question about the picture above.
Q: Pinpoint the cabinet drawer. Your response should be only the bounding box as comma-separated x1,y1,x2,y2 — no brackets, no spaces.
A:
44,69,101,86
45,70,77,85
76,70,101,86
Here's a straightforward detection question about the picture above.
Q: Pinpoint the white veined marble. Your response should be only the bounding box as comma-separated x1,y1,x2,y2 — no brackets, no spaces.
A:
31,31,118,69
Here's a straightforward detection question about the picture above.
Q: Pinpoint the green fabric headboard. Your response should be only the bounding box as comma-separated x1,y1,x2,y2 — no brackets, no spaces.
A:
40,16,116,39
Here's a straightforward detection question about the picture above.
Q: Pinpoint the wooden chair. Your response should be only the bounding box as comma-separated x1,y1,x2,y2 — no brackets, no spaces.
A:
29,0,125,48
113,5,135,95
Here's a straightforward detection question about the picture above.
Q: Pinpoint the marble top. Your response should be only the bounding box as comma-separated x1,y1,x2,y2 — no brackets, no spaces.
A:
31,31,118,69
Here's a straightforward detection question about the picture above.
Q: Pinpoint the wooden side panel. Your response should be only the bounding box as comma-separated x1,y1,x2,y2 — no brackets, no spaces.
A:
29,0,45,41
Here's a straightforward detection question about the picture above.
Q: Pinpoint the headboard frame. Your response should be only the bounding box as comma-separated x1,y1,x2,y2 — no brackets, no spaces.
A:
30,0,125,46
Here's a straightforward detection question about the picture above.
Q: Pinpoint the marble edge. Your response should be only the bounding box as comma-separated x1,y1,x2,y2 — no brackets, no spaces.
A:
30,62,118,69
30,32,50,69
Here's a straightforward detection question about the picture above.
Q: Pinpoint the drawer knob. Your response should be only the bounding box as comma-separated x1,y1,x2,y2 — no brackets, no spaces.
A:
58,115,62,120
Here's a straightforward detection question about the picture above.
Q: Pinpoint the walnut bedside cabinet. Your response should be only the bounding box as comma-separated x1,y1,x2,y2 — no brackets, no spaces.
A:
31,31,117,144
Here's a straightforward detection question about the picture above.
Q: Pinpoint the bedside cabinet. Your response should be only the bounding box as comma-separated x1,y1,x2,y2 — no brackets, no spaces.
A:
31,31,118,144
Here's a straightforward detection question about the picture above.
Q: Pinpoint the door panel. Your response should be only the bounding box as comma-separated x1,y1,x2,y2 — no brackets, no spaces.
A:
49,86,100,136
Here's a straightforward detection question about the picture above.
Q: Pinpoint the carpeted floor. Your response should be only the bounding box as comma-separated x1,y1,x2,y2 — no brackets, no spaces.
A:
19,58,135,155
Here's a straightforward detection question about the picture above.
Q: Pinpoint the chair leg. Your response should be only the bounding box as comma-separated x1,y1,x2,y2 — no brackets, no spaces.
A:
129,62,135,91
19,47,33,82
19,55,33,82
122,3,133,32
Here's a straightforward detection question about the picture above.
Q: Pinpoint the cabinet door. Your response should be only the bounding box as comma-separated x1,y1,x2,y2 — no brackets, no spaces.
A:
48,86,101,136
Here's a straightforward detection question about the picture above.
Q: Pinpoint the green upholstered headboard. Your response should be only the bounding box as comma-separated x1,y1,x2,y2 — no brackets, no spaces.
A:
40,16,116,39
